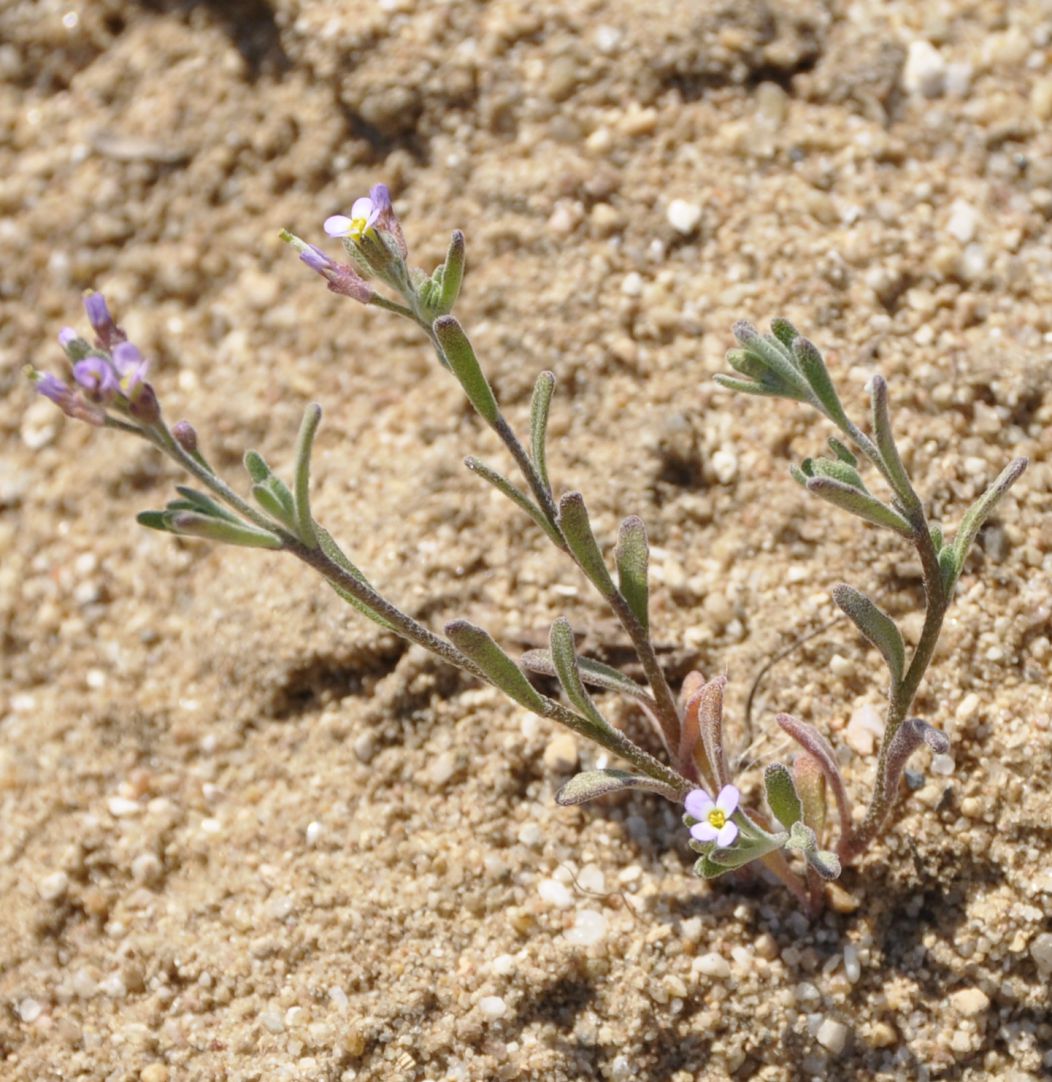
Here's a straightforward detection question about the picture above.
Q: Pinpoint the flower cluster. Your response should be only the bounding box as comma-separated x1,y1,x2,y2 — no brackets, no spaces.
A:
30,293,160,427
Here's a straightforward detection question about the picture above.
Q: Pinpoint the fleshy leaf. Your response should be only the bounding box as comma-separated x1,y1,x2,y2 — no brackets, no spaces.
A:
880,717,951,808
827,437,858,467
810,457,868,492
615,516,649,631
807,849,842,880
949,458,1028,586
555,769,680,806
465,457,562,545
549,617,611,733
806,476,913,535
557,492,616,596
165,510,283,549
292,403,321,547
776,714,852,847
770,317,800,349
433,316,500,426
831,583,905,686
436,230,465,314
445,620,545,712
173,486,243,524
792,336,850,428
793,752,827,839
529,371,556,493
869,375,915,505
519,649,654,705
764,763,804,830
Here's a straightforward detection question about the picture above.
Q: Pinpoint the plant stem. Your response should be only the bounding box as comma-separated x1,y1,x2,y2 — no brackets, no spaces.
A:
841,512,947,861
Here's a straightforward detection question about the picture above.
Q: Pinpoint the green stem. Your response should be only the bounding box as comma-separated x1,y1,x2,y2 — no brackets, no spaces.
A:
842,511,947,861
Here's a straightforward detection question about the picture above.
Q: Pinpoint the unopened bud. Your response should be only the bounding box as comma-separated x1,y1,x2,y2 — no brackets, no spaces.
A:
172,420,198,454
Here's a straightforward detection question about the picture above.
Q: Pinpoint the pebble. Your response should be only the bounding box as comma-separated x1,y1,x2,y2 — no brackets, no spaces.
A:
949,987,990,1016
947,200,980,245
517,822,542,847
537,878,574,909
693,952,731,979
666,199,702,235
930,754,955,777
107,796,141,818
542,732,578,773
815,1017,849,1054
305,821,324,847
260,1008,285,1034
140,1067,169,1082
902,41,946,98
621,272,644,297
131,853,163,886
843,943,861,984
17,998,43,1023
564,908,607,947
710,448,738,484
479,995,507,1020
1032,78,1052,120
38,871,69,901
1029,933,1052,975
428,751,457,787
845,703,883,756
576,864,605,894
490,953,515,976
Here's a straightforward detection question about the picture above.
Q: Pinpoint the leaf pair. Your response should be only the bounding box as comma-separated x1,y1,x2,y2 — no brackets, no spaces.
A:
763,764,840,880
137,487,283,549
792,455,912,536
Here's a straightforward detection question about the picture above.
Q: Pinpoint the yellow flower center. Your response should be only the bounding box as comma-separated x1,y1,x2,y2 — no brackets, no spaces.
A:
708,809,726,829
348,216,370,240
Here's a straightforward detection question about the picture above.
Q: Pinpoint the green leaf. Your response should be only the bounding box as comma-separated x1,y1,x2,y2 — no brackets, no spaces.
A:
732,321,812,399
831,583,905,685
827,436,858,466
810,457,868,492
445,620,546,712
938,545,959,594
555,769,680,806
764,763,803,830
770,317,800,349
252,481,296,529
173,486,243,524
806,849,842,881
929,522,944,550
950,458,1028,579
806,476,913,535
869,375,916,506
136,510,172,532
694,854,734,879
166,510,283,549
529,370,556,493
614,516,649,631
292,403,321,548
793,752,827,838
557,492,616,597
433,316,500,426
244,450,272,483
314,525,399,633
519,649,654,704
713,374,787,399
436,230,465,314
549,618,611,733
792,336,851,428
789,464,809,488
465,457,562,545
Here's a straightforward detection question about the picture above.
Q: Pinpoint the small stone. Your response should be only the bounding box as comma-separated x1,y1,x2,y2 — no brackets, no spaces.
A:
826,883,861,914
845,703,883,756
538,878,574,909
576,865,605,894
902,40,946,98
490,954,515,977
843,944,861,983
1031,78,1052,120
564,908,607,947
947,200,980,244
17,998,43,1023
949,987,990,1016
131,853,163,886
693,952,731,979
542,732,578,773
869,1021,897,1048
107,796,141,818
427,751,457,788
621,272,644,297
755,81,788,125
479,995,507,1019
710,448,738,484
305,821,323,846
666,199,702,235
815,1017,850,1054
71,969,98,998
260,1008,285,1034
140,1067,169,1082
99,974,126,998
930,753,955,776
38,871,69,901
352,731,375,763
517,822,542,847
1029,933,1052,975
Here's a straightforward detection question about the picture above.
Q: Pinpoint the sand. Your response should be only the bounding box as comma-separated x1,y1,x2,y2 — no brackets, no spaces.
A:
1,1,1051,1079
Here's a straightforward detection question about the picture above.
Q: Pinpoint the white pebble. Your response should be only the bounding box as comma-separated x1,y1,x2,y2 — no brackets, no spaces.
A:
519,713,540,740
328,986,349,1010
693,952,731,979
479,995,507,1019
107,796,141,817
666,199,702,235
542,732,578,773
610,1055,633,1081
903,40,946,98
845,703,883,757
517,822,542,847
621,272,644,297
428,751,457,787
260,1008,285,1034
131,852,163,885
490,954,516,977
711,448,738,484
843,943,861,984
285,1006,305,1028
17,998,43,1023
305,821,324,846
538,878,574,909
564,908,607,947
200,817,222,835
947,200,980,244
71,969,97,998
930,754,955,776
38,871,69,901
816,1017,849,1054
267,894,295,920
352,731,375,763
576,864,606,894
99,974,126,999
1029,933,1052,974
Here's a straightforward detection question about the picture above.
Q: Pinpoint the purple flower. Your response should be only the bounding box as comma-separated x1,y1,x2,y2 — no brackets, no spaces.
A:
31,371,106,425
685,784,740,848
324,183,407,259
298,244,373,303
83,292,127,350
73,356,120,403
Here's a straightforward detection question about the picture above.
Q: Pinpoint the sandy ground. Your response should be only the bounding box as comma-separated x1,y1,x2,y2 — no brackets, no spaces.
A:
2,1,1051,1079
